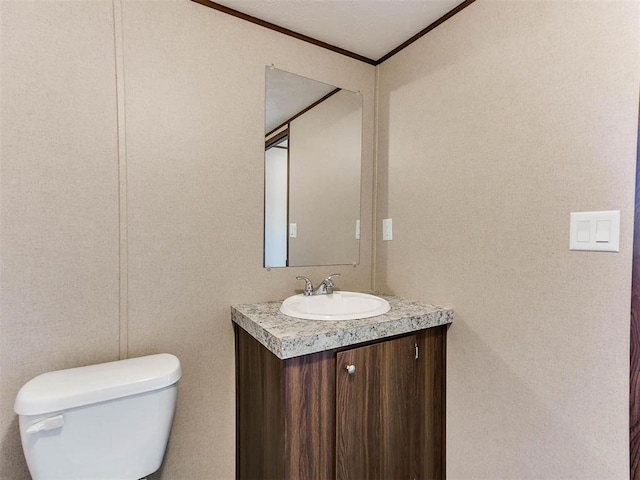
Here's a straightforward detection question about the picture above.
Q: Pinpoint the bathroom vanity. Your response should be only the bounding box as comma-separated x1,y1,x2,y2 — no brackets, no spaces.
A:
232,294,452,480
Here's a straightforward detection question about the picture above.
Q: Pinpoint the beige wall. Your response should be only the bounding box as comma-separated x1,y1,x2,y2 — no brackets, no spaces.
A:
289,89,362,266
0,1,121,477
0,1,375,478
376,1,640,479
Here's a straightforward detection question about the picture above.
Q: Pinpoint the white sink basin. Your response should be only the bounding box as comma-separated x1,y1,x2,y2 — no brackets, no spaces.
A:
280,291,390,321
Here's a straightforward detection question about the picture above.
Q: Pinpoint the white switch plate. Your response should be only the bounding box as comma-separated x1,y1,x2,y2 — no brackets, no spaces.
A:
355,219,361,240
382,218,392,241
289,223,297,238
569,210,620,252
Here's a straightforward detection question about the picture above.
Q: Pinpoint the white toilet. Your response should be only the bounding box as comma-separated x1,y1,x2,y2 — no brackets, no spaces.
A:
14,353,181,480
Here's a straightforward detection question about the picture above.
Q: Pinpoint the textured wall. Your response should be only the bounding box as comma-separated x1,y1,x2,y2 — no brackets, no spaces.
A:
375,1,640,478
289,90,362,266
0,1,375,478
0,1,121,477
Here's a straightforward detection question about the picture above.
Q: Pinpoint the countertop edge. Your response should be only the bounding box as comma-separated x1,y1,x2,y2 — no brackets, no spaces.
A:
231,294,453,360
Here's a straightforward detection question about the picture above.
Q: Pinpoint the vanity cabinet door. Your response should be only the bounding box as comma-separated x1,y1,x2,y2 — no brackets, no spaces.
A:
335,334,419,480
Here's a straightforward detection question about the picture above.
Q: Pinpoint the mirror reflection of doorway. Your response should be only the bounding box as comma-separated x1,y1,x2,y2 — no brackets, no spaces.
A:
264,133,288,268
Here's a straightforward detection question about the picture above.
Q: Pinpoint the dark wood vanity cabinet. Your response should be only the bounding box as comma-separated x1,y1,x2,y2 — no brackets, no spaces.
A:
235,326,446,480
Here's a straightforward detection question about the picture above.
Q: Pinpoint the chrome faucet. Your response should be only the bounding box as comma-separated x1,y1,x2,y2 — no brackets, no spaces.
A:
295,276,314,296
295,274,341,296
315,274,340,295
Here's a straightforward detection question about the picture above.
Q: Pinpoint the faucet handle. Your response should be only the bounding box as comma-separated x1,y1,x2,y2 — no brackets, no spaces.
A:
321,273,341,294
323,273,341,286
296,276,314,296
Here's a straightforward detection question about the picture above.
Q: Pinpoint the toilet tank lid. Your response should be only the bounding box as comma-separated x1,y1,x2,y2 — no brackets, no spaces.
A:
14,353,181,416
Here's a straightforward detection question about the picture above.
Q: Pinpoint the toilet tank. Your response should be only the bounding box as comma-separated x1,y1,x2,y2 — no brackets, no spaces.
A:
14,354,181,480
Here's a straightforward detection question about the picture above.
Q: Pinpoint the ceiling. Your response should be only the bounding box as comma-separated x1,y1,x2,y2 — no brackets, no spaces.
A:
209,0,468,62
265,67,337,133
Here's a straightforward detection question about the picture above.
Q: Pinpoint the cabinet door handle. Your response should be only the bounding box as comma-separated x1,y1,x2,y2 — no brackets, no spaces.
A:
344,364,356,374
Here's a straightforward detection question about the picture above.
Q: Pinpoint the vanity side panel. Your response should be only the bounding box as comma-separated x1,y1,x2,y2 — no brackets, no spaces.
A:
283,350,336,479
417,325,447,479
236,327,285,479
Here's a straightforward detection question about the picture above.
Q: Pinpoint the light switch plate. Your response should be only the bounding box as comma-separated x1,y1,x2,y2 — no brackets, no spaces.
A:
569,210,620,252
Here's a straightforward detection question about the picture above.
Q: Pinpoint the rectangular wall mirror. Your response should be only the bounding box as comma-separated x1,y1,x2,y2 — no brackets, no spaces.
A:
264,67,362,268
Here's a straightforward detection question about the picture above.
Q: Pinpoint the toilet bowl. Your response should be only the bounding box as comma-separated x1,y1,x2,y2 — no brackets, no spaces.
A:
14,353,181,480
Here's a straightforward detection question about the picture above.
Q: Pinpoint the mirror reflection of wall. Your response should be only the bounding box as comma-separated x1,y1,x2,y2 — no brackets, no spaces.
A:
264,67,362,268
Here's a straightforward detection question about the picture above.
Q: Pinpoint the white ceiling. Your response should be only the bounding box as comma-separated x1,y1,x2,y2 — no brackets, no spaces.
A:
212,0,466,61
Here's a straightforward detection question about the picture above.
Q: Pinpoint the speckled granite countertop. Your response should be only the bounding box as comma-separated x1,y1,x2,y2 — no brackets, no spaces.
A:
231,294,453,359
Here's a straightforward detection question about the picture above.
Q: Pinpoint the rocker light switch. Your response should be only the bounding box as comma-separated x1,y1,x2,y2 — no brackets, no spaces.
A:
576,221,590,242
570,211,619,252
595,220,610,243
